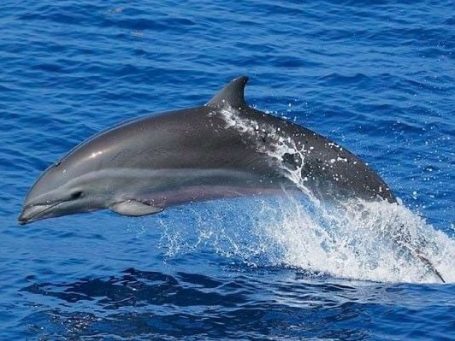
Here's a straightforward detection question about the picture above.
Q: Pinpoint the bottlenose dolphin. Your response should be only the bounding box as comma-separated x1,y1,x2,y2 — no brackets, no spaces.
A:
18,76,444,282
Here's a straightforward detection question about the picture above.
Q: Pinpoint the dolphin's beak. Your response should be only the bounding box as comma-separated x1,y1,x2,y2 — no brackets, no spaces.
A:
18,203,59,225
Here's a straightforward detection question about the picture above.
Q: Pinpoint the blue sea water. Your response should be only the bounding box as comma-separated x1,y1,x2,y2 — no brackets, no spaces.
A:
1,1,455,339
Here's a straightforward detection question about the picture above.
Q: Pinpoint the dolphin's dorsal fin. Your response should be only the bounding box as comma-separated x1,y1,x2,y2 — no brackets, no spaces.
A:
206,76,249,109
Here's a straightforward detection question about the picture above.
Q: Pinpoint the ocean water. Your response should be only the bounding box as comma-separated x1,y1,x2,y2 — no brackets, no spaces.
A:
1,1,454,339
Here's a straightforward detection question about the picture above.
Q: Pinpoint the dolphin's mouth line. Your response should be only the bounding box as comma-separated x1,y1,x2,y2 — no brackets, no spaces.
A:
19,201,63,225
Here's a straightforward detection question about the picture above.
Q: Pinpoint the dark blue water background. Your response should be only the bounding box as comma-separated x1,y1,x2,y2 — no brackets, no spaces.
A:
1,1,454,339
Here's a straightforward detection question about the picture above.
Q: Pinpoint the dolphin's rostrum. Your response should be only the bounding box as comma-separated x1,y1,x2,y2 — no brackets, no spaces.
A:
17,76,444,282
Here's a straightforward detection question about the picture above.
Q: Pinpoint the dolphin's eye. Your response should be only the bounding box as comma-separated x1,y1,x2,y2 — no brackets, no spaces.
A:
71,191,83,200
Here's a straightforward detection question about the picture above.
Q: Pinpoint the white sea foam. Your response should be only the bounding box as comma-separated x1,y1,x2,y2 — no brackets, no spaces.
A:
256,196,454,283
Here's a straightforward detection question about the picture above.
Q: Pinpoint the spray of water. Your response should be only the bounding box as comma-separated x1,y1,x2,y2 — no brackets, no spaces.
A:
260,196,454,283
158,194,454,283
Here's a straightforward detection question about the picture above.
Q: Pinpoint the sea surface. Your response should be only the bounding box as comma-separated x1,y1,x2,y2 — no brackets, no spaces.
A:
1,1,454,339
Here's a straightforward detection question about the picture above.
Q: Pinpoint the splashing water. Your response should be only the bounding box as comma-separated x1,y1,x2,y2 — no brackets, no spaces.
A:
159,107,454,284
220,106,318,201
261,196,454,283
159,195,454,284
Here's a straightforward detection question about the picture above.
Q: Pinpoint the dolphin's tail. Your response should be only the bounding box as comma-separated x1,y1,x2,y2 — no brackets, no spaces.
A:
396,235,445,283
415,250,445,283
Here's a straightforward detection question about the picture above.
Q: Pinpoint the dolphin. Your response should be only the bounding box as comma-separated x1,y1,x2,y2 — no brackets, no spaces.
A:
18,76,395,224
17,76,444,282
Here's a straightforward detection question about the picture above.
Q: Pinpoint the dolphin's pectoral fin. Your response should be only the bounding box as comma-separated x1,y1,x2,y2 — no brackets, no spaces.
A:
109,200,163,217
